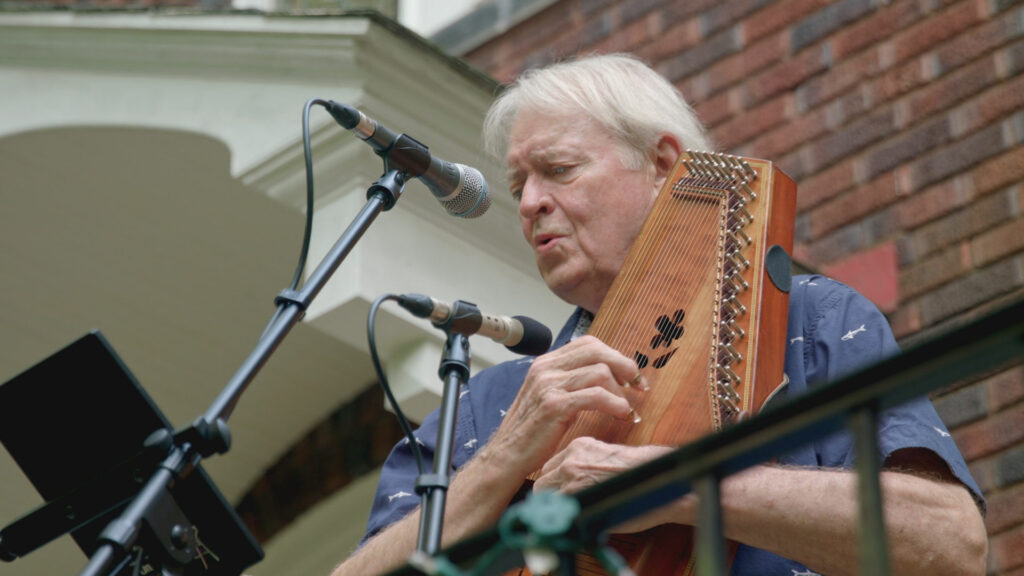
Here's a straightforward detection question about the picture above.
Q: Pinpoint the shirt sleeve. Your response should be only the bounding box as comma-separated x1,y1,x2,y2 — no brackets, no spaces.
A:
360,381,480,546
359,412,436,546
799,277,984,511
359,312,579,546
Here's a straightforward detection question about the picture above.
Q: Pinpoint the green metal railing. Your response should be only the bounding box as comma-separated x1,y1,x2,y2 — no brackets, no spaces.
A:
386,297,1023,576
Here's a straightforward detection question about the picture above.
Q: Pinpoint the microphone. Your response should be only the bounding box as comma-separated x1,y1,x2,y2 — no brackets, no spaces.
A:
324,101,490,218
398,294,552,356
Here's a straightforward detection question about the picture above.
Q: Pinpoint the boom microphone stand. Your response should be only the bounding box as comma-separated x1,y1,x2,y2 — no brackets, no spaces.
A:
78,163,411,576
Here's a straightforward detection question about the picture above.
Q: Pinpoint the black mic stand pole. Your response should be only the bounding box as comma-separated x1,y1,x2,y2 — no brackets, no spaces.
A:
416,327,471,556
78,169,408,576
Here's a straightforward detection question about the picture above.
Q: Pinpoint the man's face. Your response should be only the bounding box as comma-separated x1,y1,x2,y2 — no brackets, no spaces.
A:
506,110,660,313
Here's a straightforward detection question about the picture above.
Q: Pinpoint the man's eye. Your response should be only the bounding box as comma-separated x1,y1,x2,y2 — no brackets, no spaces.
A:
510,188,522,202
552,166,567,175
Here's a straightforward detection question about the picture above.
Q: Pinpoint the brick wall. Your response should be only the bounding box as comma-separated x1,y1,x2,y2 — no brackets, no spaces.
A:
236,383,403,543
465,0,1024,572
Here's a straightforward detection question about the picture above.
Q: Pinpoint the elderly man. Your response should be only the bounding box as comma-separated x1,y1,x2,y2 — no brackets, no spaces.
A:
332,54,985,576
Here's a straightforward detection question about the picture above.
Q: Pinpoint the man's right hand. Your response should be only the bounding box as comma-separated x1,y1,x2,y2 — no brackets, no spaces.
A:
477,335,647,482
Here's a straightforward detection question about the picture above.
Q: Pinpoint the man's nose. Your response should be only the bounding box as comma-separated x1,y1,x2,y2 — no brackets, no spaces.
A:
518,177,553,219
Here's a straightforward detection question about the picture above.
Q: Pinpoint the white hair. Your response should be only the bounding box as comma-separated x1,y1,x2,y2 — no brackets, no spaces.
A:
482,53,712,168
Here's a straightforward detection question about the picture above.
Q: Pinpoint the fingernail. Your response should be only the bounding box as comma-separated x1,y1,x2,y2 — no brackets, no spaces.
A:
627,408,642,424
626,372,648,391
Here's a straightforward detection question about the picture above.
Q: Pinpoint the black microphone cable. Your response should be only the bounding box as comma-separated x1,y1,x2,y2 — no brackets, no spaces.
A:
259,98,327,341
367,294,427,476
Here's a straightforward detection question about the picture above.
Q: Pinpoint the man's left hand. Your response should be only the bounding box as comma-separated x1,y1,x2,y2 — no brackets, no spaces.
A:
533,437,687,533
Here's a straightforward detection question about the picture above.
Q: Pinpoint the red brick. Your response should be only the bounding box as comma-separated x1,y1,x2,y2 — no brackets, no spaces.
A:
743,0,827,44
637,17,702,63
518,6,579,51
989,365,1024,412
831,0,922,60
699,0,778,39
572,11,613,52
910,122,1007,191
795,158,855,210
821,241,900,311
972,215,1024,267
901,55,1000,128
800,220,867,265
777,147,808,182
875,57,928,101
236,383,405,543
661,26,742,84
578,0,620,19
969,73,1024,133
657,0,719,26
748,44,829,103
899,242,972,300
598,11,661,54
809,171,898,237
824,86,875,131
888,300,921,338
792,239,811,263
748,105,829,162
810,107,897,174
709,93,792,150
692,88,736,129
797,46,882,111
990,522,1024,572
896,176,974,230
953,396,1024,460
917,254,1024,326
891,0,983,65
973,146,1024,197
908,187,1019,260
862,116,952,183
468,1,577,76
967,456,995,492
789,0,877,52
699,33,787,97
617,0,670,24
935,5,1024,73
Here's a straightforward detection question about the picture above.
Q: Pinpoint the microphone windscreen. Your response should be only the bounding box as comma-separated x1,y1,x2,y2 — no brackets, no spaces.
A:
508,315,552,356
443,166,490,218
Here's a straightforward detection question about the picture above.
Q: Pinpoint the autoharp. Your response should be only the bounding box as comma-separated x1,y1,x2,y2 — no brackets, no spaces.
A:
520,150,796,575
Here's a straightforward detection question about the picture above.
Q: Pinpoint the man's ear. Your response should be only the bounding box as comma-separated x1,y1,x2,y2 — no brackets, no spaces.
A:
652,133,683,189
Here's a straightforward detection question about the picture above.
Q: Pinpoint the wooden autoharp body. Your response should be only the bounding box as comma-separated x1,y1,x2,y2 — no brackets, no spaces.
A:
520,151,796,575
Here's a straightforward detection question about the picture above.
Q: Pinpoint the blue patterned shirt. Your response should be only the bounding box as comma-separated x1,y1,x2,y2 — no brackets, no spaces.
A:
362,275,982,575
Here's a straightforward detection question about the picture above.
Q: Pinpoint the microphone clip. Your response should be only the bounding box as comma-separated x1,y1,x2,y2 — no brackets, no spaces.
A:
397,294,482,336
384,133,432,179
434,300,485,336
324,100,431,178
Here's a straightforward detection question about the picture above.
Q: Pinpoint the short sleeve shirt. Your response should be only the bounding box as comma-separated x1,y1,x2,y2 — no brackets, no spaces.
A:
361,275,982,575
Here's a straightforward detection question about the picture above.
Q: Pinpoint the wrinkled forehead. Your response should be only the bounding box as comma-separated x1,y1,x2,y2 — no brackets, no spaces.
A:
504,108,636,174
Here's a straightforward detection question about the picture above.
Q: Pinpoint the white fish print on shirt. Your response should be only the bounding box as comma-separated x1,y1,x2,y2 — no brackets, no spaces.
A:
387,491,412,503
841,324,867,341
